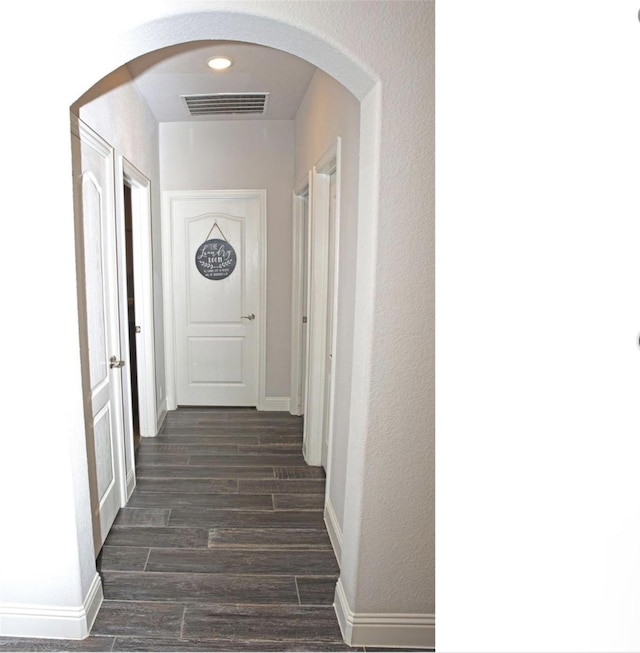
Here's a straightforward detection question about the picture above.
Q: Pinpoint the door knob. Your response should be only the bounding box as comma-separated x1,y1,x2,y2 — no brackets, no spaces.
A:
109,356,125,369
241,313,256,320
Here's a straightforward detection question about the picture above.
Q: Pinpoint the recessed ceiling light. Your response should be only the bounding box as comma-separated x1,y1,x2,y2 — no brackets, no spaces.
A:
207,56,233,71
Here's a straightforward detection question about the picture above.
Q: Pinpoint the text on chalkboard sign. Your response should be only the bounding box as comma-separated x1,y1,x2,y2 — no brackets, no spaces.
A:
195,238,237,280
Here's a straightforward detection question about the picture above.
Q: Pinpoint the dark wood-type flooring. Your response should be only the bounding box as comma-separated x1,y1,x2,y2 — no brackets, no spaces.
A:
0,409,382,652
0,409,425,652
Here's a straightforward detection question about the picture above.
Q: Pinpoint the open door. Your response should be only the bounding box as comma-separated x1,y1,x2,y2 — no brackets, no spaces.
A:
72,117,128,554
119,158,157,445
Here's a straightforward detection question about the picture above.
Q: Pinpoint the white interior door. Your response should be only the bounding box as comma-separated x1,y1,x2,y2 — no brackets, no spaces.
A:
72,119,126,554
168,191,264,406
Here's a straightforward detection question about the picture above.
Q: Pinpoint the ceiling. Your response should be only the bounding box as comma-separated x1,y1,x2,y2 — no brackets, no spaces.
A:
126,41,317,122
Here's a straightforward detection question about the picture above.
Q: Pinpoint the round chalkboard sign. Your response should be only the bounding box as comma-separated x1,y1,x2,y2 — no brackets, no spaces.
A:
195,238,237,280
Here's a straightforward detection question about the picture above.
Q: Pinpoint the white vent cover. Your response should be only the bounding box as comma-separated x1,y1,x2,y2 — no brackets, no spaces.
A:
182,93,270,117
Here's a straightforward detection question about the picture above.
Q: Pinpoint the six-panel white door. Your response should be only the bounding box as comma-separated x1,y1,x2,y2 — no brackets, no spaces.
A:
72,120,126,554
169,192,264,406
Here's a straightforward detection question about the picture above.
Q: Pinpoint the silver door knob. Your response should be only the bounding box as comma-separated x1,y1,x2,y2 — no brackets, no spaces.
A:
109,356,125,369
241,313,256,320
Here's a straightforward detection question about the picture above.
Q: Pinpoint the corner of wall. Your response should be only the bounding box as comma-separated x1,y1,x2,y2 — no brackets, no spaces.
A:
334,579,435,650
0,573,103,640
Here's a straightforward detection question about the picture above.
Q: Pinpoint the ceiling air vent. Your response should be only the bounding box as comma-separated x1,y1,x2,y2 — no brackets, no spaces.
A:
182,93,270,117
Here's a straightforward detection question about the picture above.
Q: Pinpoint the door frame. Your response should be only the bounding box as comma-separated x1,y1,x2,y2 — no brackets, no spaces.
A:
289,174,312,416
162,189,267,410
115,157,157,446
297,138,342,466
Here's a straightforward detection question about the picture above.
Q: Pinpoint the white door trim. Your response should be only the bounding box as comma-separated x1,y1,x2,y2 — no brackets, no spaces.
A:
116,157,157,442
302,138,342,466
162,189,267,410
289,176,311,416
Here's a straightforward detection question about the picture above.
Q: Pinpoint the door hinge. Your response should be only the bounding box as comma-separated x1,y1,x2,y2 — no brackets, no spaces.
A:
302,316,307,324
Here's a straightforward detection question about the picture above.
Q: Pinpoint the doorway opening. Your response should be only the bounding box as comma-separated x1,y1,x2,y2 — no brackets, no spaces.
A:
68,11,378,636
123,182,140,450
119,157,157,444
298,139,342,470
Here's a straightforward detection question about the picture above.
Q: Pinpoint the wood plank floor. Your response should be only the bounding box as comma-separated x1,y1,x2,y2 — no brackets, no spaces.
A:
0,408,377,652
0,409,427,652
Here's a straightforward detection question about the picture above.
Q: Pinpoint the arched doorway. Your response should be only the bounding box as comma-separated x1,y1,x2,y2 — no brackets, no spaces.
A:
72,26,371,546
70,0,378,636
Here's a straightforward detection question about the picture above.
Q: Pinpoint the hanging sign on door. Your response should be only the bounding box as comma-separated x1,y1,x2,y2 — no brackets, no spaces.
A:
195,222,237,280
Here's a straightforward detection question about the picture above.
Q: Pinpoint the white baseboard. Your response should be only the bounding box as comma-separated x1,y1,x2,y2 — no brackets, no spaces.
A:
258,396,291,412
155,398,290,416
0,573,103,640
126,466,136,500
153,398,168,434
324,499,343,564
334,579,435,649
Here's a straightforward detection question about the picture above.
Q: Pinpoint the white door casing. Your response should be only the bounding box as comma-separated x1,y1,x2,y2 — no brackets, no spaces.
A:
322,170,338,468
71,118,127,554
290,177,311,416
302,138,341,468
117,157,157,443
163,190,266,408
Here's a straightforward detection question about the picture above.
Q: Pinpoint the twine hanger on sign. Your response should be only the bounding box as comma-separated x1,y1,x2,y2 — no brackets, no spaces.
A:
204,221,229,243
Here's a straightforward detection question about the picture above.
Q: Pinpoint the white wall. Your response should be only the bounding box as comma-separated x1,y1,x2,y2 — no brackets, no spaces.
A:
72,65,166,418
160,120,294,398
294,68,360,534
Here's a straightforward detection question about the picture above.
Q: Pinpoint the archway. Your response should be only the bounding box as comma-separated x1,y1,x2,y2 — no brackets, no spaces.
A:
70,2,376,640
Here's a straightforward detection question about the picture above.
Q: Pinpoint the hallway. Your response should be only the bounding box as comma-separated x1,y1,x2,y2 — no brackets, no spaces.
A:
0,409,362,652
